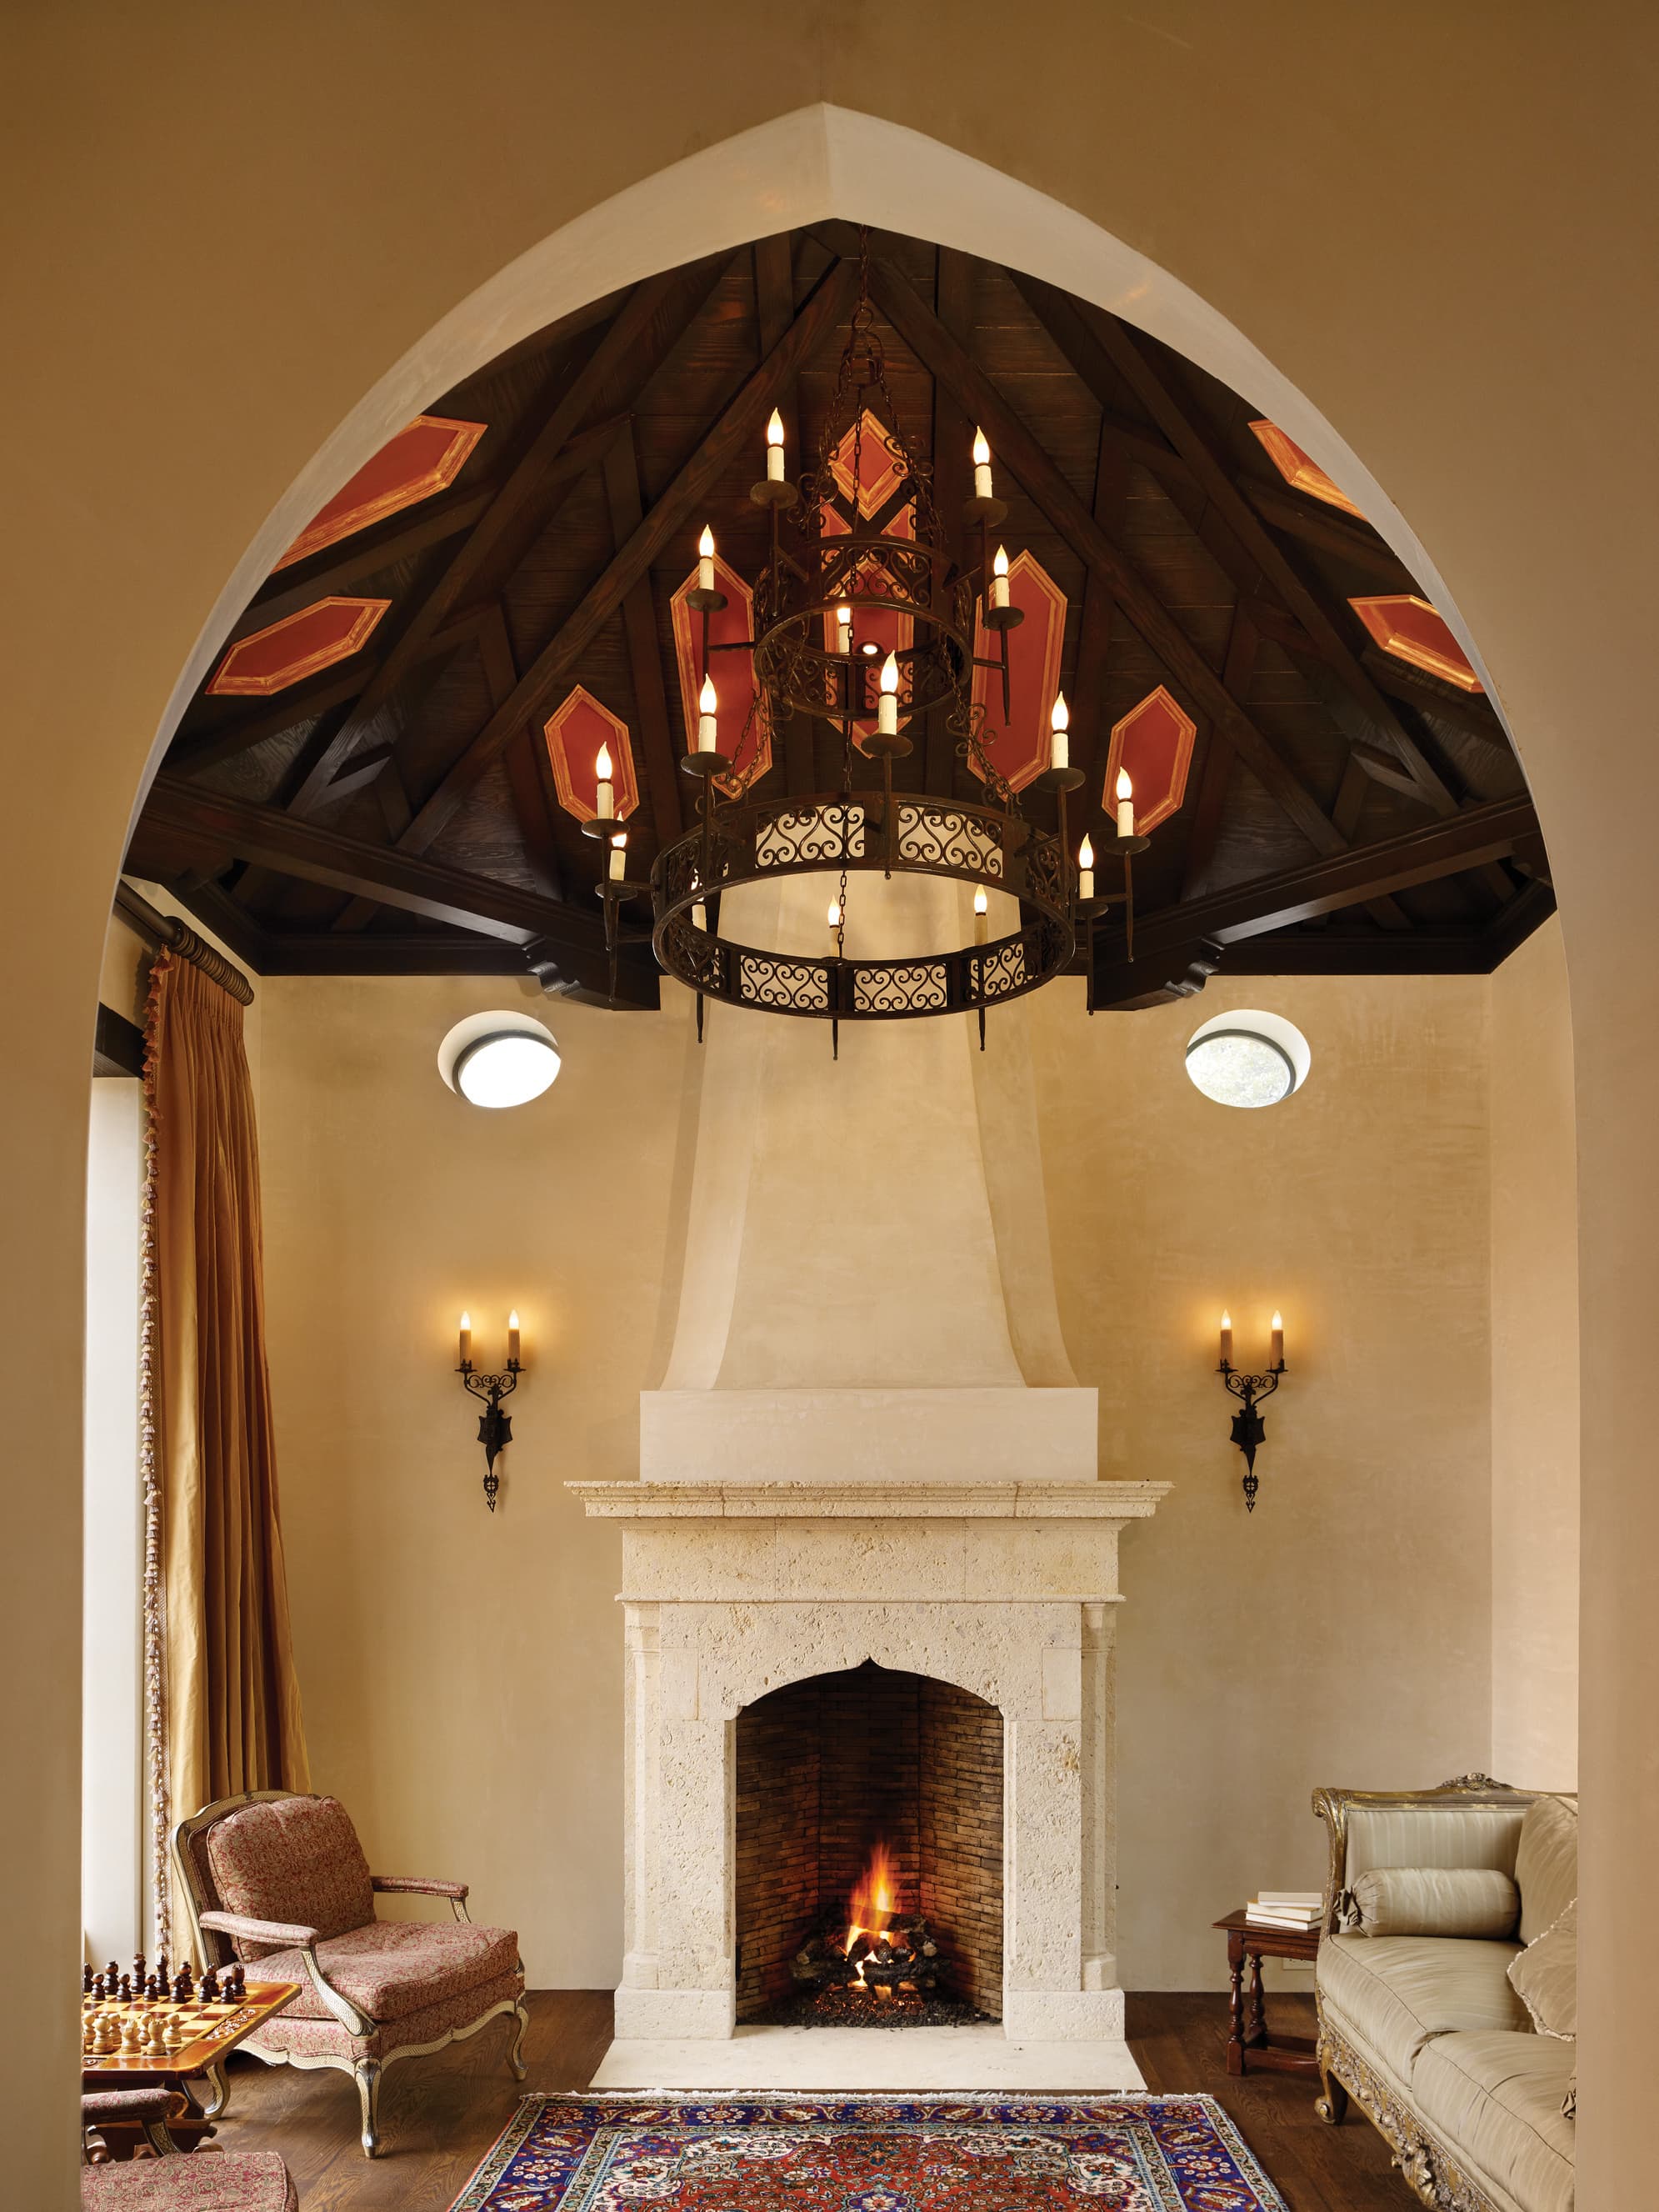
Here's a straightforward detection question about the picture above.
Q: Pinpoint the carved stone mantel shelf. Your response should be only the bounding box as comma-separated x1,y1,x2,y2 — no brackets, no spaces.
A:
570,1479,1171,1520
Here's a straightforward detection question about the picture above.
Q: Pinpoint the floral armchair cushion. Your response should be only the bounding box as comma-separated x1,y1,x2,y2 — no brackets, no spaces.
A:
204,1794,375,1959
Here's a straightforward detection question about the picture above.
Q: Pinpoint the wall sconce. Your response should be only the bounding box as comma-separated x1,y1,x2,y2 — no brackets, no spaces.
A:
456,1310,523,1514
1216,1309,1287,1513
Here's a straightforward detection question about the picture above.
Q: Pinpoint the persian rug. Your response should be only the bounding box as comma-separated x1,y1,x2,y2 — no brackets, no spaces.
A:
449,2091,1290,2212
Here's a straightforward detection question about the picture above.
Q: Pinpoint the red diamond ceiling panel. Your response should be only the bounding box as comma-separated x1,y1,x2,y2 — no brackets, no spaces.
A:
542,686,640,824
274,415,486,570
670,553,771,795
1350,594,1483,693
1248,420,1363,519
969,549,1067,795
1102,686,1196,833
207,596,389,697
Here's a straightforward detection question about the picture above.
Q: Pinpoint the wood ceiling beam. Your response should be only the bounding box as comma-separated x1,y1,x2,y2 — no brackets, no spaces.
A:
1179,605,1254,899
866,262,1365,866
233,484,496,636
1243,481,1412,583
1017,277,1466,813
352,256,861,874
604,427,685,843
1095,794,1542,968
133,774,657,1008
170,665,382,773
1359,649,1514,752
755,233,814,799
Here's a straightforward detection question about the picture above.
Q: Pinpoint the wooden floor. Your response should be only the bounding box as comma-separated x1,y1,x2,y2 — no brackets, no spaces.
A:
208,1989,1410,2212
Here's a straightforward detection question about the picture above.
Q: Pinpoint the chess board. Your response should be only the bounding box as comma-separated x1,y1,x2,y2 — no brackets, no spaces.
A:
82,1980,297,2078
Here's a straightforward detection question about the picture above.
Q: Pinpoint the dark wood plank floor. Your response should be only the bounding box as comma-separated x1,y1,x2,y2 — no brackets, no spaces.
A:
207,1989,1409,2212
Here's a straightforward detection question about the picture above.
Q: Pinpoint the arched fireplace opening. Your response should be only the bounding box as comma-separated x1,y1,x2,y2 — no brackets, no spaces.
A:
734,1660,1003,2024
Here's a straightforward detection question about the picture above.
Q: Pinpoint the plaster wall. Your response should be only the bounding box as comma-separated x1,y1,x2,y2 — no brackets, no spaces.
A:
1489,918,1579,1788
254,963,1503,1993
5,10,1650,2194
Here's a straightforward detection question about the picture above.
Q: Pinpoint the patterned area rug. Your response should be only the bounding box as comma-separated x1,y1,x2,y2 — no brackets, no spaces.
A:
450,2092,1290,2212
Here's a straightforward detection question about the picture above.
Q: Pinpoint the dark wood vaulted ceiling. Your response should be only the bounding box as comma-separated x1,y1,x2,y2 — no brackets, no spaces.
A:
128,225,1548,1013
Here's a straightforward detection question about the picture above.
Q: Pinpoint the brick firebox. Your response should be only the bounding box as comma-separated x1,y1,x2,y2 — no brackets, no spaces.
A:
735,1661,1004,2020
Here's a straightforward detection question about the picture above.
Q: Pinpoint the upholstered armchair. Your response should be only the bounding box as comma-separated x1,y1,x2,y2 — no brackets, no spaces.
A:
172,1789,527,2157
82,2088,297,2209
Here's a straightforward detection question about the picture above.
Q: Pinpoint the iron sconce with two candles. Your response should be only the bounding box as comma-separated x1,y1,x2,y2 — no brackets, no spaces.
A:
1216,1308,1288,1513
456,1309,524,1513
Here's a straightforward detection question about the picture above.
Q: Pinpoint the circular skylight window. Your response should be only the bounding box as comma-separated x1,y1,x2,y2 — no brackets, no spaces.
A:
437,1011,561,1109
1185,1008,1311,1109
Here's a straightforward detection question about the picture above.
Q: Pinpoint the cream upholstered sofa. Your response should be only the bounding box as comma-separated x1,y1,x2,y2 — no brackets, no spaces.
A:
1312,1775,1577,2212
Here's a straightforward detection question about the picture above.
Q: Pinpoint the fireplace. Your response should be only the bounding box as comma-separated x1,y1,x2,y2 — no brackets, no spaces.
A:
735,1662,1003,2023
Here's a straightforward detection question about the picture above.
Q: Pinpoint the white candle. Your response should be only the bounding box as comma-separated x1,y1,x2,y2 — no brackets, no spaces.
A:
697,524,715,594
973,886,988,945
1219,1309,1233,1367
827,897,842,945
837,604,852,654
972,426,993,500
594,741,614,820
697,673,717,751
608,833,627,882
1271,1310,1285,1368
766,408,786,482
1049,692,1069,771
877,651,899,737
457,1310,472,1367
1077,835,1094,901
991,544,1010,610
1116,767,1135,839
692,899,708,932
507,1309,521,1364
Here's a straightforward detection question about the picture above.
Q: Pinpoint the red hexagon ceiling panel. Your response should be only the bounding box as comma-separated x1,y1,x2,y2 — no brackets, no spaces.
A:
1248,420,1363,519
968,549,1067,794
1102,686,1196,833
274,415,487,570
670,553,771,795
1350,594,1483,693
206,596,390,697
542,686,639,824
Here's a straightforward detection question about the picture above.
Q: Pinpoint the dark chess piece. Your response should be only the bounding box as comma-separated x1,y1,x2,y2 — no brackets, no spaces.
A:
105,1961,120,1990
156,1950,170,1988
172,1965,192,2003
232,1964,247,1999
132,1953,147,1988
92,1973,107,2002
82,1964,93,1996
144,1974,158,2000
201,1965,220,2001
118,1974,132,2002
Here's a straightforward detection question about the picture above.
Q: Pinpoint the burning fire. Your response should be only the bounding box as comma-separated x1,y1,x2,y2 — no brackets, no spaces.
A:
844,1840,902,1978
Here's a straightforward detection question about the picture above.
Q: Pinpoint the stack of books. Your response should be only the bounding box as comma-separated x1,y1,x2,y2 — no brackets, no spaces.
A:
1246,1890,1323,1931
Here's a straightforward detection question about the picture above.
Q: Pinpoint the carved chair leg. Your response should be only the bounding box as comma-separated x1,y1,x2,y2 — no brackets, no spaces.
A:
355,2059,382,2158
199,2062,230,2120
507,2002,529,2081
1316,2054,1350,2126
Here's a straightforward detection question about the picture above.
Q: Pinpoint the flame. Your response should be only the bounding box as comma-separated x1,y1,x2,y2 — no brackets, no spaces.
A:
697,523,715,558
1078,835,1094,869
699,673,717,713
766,407,785,448
1050,691,1069,733
972,426,991,466
1116,767,1133,800
595,741,612,780
879,650,899,696
993,543,1009,578
844,1839,901,1955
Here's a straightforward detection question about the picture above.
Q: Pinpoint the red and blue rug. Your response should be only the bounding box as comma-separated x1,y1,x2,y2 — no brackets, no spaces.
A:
449,2092,1289,2212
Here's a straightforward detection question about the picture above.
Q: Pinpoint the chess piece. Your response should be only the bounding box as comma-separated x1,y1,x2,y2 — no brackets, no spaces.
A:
92,1973,107,2002
231,1964,246,1999
145,1974,160,2000
164,2013,187,2052
144,2013,168,2053
200,1965,220,2002
132,1952,147,1987
120,2014,145,2055
173,1964,192,2003
83,1964,93,1996
118,1974,132,2002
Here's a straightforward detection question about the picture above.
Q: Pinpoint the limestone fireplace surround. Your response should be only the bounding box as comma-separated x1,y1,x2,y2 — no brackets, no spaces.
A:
573,1419,1167,2043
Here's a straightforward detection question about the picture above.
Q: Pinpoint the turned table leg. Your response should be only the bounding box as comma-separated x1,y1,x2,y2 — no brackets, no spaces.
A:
1247,1949,1267,2050
1226,1929,1246,2075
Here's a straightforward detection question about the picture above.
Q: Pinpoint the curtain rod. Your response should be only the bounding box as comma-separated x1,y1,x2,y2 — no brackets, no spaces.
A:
114,882,256,1006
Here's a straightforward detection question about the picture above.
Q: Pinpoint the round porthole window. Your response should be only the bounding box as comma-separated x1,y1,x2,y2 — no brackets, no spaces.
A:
1185,1008,1311,1109
437,1011,562,1109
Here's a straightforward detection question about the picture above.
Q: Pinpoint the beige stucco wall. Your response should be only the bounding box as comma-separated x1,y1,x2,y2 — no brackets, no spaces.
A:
7,7,1649,2195
1489,918,1579,1789
252,964,1501,1992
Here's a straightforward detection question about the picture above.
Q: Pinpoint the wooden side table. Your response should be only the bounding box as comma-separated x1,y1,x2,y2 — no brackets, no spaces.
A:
1213,1909,1321,2076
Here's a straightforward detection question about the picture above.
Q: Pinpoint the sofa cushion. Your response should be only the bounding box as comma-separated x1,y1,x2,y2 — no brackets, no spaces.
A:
247,1917,520,2024
1510,1899,1577,2039
1317,1934,1528,2079
1515,1795,1577,1944
206,1794,375,1959
1412,2029,1576,2212
1350,1867,1519,1939
1345,1803,1527,1882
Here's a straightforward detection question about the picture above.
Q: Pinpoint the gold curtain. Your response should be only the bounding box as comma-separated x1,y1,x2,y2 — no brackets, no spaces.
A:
143,949,309,1933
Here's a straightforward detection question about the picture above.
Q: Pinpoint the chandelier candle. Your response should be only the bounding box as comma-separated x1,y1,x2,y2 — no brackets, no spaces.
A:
594,743,614,820
766,408,786,481
608,833,627,881
1117,768,1136,839
697,525,715,593
697,673,718,750
972,425,993,499
1049,693,1070,772
837,604,852,653
974,885,988,944
1078,836,1095,900
877,651,899,738
991,544,1010,610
